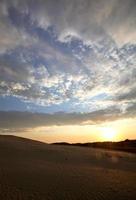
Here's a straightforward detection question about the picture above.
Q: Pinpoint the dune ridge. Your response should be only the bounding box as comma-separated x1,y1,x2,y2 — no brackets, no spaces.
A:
53,139,136,153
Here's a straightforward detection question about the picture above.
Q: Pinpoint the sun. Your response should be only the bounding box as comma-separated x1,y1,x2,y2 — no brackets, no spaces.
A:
100,127,117,141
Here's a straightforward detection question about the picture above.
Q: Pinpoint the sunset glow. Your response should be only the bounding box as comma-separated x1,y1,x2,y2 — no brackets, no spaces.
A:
100,127,118,141
3,117,135,144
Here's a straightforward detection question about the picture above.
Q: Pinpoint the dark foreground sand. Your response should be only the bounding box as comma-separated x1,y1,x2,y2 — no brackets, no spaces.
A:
0,135,136,200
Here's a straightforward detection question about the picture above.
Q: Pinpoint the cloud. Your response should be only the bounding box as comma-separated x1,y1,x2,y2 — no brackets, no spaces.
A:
9,0,136,45
0,39,135,110
0,108,120,129
0,1,38,54
0,0,135,118
0,101,136,139
0,104,136,131
116,86,136,101
0,51,78,105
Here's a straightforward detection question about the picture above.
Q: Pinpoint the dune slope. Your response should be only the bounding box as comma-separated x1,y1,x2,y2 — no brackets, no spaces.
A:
0,135,136,200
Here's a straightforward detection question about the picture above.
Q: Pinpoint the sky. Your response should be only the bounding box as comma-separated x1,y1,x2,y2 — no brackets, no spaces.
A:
0,0,136,143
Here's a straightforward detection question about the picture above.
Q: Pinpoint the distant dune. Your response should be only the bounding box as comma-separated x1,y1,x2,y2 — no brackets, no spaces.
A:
0,135,136,200
53,139,136,153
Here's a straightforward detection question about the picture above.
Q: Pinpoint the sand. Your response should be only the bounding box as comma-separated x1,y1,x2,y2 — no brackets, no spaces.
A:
0,135,136,200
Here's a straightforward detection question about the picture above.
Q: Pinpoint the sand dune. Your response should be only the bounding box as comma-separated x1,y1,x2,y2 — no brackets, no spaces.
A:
53,139,136,153
0,135,136,200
